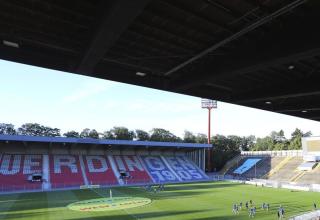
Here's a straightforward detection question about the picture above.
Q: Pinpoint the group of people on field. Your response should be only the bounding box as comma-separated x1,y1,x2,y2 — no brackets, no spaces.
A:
232,200,271,218
232,201,320,219
143,184,165,193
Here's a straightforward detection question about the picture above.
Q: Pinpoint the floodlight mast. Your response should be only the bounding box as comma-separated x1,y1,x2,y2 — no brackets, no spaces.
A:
201,99,217,172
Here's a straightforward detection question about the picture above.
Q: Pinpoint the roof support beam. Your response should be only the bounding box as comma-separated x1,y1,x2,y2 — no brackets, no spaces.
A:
277,108,320,113
236,90,320,104
77,0,151,74
233,79,320,104
173,47,320,92
272,102,320,113
206,82,233,92
288,111,320,120
309,116,320,120
163,0,307,77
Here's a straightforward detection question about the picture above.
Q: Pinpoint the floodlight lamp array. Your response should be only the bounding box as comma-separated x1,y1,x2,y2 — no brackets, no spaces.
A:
201,99,217,109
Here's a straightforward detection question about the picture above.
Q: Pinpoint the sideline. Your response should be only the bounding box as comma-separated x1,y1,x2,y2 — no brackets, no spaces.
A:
289,210,320,220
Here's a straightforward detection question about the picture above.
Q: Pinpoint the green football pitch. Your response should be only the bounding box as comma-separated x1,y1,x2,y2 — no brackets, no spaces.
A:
0,181,318,220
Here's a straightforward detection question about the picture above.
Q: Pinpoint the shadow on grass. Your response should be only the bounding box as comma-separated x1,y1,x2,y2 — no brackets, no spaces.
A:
2,209,209,220
114,182,243,200
162,182,241,191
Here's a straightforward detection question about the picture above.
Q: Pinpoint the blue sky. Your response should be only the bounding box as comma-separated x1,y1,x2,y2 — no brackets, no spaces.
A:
1,59,320,138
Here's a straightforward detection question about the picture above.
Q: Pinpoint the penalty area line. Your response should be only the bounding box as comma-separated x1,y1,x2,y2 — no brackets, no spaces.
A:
90,188,140,220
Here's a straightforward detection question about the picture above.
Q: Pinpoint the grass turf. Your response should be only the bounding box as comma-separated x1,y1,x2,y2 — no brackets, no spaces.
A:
0,181,318,220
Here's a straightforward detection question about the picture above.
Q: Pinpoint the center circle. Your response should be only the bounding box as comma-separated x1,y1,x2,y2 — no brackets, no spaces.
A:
67,197,152,212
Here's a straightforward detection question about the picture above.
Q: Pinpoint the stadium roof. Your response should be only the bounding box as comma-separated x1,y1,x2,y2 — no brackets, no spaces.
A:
0,0,320,120
0,135,211,149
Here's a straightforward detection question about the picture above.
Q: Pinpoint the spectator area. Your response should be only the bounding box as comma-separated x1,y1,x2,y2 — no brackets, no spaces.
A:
0,154,42,191
233,158,261,175
0,154,208,192
224,154,320,184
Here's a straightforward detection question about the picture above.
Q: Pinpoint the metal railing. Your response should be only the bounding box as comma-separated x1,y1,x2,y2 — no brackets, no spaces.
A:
241,150,303,157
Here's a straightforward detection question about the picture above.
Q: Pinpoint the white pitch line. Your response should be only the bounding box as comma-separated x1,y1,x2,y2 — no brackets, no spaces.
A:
90,188,140,220
0,194,19,220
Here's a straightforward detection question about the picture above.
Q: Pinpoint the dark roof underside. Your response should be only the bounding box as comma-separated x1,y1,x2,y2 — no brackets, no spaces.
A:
0,0,320,120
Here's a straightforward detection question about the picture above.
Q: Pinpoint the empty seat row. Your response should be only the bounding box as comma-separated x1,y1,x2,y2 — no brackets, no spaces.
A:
0,154,208,192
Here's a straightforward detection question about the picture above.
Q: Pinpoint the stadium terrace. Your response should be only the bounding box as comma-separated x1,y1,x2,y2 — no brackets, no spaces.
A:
0,134,210,192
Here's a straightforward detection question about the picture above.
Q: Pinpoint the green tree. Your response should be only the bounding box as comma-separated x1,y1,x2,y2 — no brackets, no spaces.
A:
17,123,60,137
241,135,256,151
227,135,255,151
80,128,90,138
288,128,312,150
135,129,150,141
110,127,135,140
0,123,16,135
195,133,208,144
102,131,115,139
89,129,99,139
270,130,286,143
101,127,135,140
291,128,303,139
43,127,61,137
18,123,43,136
273,142,288,150
63,131,80,138
253,136,274,151
183,130,196,143
210,135,241,171
288,136,301,150
150,128,180,142
80,128,99,139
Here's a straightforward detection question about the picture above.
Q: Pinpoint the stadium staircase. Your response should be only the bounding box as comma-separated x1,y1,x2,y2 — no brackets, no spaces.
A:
42,155,50,190
262,156,292,179
296,162,320,184
108,155,124,185
219,155,242,175
0,154,208,193
289,171,306,182
268,157,303,181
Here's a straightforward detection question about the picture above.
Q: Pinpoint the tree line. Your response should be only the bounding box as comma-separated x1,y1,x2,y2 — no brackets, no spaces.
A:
0,123,311,148
0,123,312,171
0,123,207,143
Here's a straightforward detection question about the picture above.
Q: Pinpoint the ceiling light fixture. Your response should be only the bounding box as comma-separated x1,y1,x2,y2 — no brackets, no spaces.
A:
302,110,308,113
288,65,295,70
265,101,272,105
136,72,146,77
3,40,19,48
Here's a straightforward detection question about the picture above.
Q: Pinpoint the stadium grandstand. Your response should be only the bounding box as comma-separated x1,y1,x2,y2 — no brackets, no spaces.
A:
0,134,209,192
1,0,320,219
223,139,320,185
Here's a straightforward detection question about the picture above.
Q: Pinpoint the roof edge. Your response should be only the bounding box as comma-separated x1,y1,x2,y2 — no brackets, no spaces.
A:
0,134,212,148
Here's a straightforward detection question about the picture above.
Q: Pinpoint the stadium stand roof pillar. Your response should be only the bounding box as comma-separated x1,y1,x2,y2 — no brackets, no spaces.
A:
76,0,151,74
163,0,307,77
